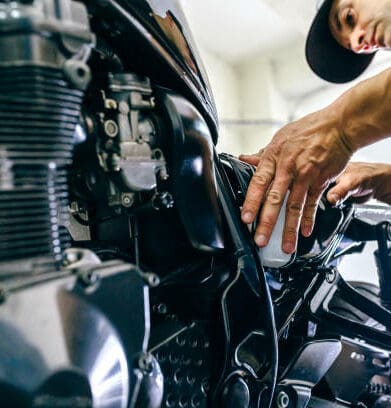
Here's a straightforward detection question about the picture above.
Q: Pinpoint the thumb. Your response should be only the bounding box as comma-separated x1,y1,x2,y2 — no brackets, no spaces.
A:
327,178,358,205
239,153,262,166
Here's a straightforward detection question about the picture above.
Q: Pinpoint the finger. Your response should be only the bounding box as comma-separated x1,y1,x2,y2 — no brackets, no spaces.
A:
241,156,276,224
281,182,308,254
327,177,359,205
239,149,265,166
300,185,325,237
253,174,291,248
239,155,262,166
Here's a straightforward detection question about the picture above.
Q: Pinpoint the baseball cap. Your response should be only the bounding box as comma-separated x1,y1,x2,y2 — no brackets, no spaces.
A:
305,0,376,83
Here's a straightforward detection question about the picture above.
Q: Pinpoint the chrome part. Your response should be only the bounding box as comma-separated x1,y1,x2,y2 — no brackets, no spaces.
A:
277,391,290,408
97,73,168,193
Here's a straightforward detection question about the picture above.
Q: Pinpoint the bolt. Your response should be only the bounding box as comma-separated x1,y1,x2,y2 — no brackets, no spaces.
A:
152,192,174,210
105,99,117,110
121,194,134,208
191,395,201,408
201,379,210,396
137,353,154,373
159,168,169,181
277,391,290,408
154,303,167,314
79,270,99,287
104,120,119,138
69,201,79,214
325,268,337,284
145,273,160,287
350,352,366,362
62,249,81,267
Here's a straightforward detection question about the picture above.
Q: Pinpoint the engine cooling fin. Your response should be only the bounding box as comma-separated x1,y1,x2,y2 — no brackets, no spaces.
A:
0,66,84,273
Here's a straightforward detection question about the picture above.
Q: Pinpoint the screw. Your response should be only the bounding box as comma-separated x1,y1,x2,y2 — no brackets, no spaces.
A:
277,391,290,408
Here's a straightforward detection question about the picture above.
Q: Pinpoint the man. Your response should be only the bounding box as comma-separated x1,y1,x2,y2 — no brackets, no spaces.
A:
240,0,391,254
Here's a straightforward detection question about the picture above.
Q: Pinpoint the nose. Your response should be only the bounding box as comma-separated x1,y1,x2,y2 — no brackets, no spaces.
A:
350,27,369,53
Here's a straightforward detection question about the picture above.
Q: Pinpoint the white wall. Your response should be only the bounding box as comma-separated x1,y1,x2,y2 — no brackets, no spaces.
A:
235,54,289,154
197,48,242,154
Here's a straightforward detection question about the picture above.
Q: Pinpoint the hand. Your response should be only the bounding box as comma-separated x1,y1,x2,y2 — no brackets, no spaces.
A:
240,107,353,254
327,162,391,205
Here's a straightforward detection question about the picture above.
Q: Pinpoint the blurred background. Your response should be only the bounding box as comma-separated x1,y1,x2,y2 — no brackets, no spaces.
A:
180,0,391,284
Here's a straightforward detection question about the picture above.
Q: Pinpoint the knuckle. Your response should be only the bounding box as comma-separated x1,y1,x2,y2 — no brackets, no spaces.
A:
301,215,314,225
299,167,313,179
260,217,275,231
242,205,258,216
266,190,283,205
284,226,298,238
252,172,271,187
287,201,303,215
305,201,318,211
284,159,296,172
245,197,258,206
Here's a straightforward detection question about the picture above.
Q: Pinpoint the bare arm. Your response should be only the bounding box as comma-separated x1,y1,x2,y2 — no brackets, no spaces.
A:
241,68,391,254
337,68,391,151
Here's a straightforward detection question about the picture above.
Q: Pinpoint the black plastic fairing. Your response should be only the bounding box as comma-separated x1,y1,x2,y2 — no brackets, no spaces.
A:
157,89,225,252
91,0,219,143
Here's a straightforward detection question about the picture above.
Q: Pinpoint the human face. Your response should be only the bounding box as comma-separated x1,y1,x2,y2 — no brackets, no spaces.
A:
328,0,391,54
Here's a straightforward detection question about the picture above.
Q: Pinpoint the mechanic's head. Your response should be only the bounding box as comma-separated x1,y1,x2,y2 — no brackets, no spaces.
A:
306,0,391,83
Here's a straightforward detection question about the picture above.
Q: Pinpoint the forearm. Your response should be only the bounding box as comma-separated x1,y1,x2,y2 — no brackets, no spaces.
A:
331,68,391,152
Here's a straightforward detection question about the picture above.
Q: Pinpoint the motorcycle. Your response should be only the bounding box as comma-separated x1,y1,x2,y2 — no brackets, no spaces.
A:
0,0,390,407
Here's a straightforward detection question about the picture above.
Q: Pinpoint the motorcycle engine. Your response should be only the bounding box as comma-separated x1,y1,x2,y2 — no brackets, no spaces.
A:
0,1,389,408
0,1,160,407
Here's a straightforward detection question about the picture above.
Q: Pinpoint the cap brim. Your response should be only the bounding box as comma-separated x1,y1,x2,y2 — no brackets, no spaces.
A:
305,0,375,83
